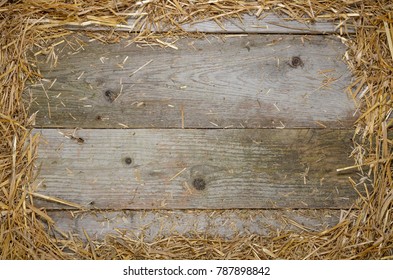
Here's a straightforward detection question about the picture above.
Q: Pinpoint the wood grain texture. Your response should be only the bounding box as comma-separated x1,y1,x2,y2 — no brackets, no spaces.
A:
176,14,354,34
66,14,354,34
29,35,355,129
35,129,359,210
49,209,340,241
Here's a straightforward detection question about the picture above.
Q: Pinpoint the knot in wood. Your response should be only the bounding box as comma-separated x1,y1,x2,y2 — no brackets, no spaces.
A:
104,90,118,103
193,178,206,190
124,157,132,165
290,56,303,68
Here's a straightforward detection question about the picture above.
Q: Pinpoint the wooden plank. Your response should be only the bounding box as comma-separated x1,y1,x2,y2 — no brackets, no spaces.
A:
66,14,354,34
28,35,355,129
35,129,359,210
49,209,341,241
173,14,354,34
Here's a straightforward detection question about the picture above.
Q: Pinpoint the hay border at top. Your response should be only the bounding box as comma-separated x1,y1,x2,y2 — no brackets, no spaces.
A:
0,0,392,259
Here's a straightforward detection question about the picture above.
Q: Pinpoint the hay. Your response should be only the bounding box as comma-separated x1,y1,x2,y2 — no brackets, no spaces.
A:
0,0,392,259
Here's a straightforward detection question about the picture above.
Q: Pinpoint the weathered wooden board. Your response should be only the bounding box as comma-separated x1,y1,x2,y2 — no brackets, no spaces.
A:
49,209,341,241
170,14,355,34
35,129,358,210
29,35,355,129
66,14,354,34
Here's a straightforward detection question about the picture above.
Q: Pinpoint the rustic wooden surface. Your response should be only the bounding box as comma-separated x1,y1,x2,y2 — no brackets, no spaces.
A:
174,14,355,34
49,209,341,241
35,129,358,210
66,14,355,34
29,15,358,238
29,35,355,129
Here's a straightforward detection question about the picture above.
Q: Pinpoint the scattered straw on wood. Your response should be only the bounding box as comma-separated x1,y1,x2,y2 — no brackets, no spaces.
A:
1,0,392,259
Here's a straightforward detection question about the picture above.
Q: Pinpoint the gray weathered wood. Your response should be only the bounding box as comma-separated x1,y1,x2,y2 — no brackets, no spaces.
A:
49,209,341,241
177,14,354,34
65,14,354,34
35,129,359,210
29,35,355,129
32,36,354,128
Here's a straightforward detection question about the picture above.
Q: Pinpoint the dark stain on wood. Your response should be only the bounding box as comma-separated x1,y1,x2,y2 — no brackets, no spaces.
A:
70,135,85,144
